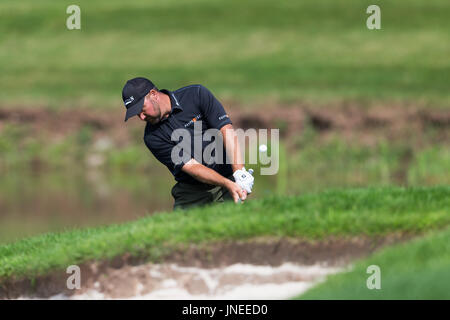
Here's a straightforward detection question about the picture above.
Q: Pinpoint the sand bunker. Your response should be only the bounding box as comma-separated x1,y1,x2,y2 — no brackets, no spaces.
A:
21,262,342,300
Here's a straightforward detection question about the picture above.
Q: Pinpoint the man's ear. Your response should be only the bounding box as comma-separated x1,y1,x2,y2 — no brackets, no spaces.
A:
149,89,158,100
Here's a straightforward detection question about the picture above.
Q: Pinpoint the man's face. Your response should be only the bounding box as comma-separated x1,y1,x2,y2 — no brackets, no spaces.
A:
138,90,161,124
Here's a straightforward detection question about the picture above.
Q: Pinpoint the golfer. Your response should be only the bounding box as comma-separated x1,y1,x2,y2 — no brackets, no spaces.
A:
122,77,254,210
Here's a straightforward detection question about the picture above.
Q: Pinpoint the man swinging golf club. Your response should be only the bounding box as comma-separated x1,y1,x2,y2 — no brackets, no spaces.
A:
122,77,254,210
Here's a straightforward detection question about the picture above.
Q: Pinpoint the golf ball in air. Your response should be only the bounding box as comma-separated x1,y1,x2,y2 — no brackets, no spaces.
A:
259,144,267,153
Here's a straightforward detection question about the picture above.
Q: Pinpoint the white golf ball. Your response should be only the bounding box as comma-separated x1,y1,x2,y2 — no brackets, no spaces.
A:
259,144,267,153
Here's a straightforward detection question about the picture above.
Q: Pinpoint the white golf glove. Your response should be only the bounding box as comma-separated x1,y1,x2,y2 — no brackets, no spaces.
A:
233,168,254,194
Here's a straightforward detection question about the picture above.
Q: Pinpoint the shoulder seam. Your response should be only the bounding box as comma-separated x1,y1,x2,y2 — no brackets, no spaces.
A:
174,84,202,93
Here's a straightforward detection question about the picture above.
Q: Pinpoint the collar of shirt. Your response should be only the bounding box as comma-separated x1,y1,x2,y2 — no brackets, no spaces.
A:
160,89,183,117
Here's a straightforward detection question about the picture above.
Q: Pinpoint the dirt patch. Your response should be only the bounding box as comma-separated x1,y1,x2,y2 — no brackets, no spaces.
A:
0,104,448,148
162,235,408,267
222,103,448,146
0,234,414,299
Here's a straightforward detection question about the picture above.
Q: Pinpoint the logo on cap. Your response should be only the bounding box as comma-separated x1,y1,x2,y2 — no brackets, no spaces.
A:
125,96,135,106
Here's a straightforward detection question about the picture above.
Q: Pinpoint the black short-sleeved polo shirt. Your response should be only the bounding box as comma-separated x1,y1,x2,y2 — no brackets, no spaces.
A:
143,85,233,184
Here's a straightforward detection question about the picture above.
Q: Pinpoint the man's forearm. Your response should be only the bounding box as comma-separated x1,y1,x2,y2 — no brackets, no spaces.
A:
181,158,231,187
181,158,247,203
220,124,244,172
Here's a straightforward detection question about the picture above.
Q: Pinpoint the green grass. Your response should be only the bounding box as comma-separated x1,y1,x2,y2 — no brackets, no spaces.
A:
1,121,448,244
0,0,449,107
288,138,408,191
0,186,449,282
408,147,450,185
297,226,450,299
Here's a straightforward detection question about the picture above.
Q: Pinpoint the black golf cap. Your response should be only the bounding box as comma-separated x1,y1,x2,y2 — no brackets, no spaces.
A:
122,77,155,121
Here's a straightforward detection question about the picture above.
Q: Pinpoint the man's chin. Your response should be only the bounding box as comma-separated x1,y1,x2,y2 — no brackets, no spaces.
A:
145,117,160,124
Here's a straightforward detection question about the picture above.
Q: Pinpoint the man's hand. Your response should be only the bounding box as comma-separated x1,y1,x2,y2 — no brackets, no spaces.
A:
224,179,247,203
182,158,247,204
233,167,254,194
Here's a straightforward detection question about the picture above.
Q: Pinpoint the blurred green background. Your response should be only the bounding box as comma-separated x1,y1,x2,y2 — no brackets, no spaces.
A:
1,0,449,106
0,0,449,243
